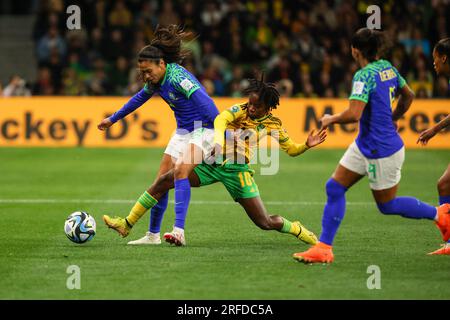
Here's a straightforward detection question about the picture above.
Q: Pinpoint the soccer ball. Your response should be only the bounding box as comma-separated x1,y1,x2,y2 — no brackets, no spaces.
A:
64,211,96,244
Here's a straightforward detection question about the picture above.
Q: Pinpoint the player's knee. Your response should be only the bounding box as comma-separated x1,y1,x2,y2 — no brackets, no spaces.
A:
173,167,183,180
376,198,398,215
437,176,450,194
173,163,182,175
325,178,347,200
174,163,188,179
154,173,173,193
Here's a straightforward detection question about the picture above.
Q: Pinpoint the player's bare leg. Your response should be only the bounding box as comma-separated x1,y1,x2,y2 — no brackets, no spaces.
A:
104,160,201,241
437,164,450,199
157,149,201,247
146,170,201,200
238,197,318,245
293,164,363,264
103,154,174,239
332,164,365,188
371,184,398,203
127,154,175,245
162,143,202,246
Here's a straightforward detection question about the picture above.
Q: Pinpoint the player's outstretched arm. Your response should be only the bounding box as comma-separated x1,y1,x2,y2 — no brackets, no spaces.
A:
417,114,450,146
279,127,327,157
97,88,153,131
320,99,365,128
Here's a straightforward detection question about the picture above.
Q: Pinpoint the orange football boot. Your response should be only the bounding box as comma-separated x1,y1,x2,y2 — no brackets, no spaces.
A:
435,203,450,242
293,242,334,264
428,243,450,256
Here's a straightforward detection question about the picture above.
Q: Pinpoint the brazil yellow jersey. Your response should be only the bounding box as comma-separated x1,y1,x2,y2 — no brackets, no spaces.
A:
213,103,309,163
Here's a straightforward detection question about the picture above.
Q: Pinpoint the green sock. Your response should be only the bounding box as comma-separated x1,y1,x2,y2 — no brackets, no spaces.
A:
280,218,301,236
281,218,292,233
138,191,158,209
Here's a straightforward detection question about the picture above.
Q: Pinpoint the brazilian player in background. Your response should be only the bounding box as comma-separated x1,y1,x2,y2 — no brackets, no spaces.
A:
293,28,450,264
103,76,327,246
417,38,450,255
98,25,219,245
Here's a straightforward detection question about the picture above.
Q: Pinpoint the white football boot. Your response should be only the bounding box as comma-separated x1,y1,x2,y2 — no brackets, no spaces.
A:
163,227,186,246
127,232,161,245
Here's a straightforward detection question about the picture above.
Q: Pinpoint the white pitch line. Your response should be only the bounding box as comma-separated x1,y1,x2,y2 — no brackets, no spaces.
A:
0,199,373,206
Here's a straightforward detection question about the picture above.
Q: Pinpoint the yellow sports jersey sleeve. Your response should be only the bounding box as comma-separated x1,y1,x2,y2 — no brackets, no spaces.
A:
277,125,309,157
213,104,246,146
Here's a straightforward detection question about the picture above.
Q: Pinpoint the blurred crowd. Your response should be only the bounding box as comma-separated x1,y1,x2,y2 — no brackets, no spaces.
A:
1,0,450,98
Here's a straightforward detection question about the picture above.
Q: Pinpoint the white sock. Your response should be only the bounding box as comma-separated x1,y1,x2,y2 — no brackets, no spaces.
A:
173,226,184,234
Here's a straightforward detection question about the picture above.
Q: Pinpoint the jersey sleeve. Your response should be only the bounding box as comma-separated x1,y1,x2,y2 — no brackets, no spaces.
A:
109,88,153,123
276,122,309,157
171,71,201,98
392,66,406,89
349,70,374,103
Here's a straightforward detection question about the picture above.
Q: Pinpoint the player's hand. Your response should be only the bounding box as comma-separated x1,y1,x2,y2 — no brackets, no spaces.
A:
97,118,113,131
319,114,333,129
417,127,437,146
306,128,327,148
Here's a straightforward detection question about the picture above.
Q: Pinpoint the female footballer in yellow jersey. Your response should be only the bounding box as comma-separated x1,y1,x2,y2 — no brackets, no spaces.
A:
104,76,327,246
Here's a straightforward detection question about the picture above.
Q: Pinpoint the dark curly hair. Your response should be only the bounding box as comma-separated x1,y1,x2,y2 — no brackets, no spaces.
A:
243,73,280,111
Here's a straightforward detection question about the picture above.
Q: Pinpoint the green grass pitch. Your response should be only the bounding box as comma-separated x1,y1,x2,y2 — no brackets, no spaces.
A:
0,147,449,299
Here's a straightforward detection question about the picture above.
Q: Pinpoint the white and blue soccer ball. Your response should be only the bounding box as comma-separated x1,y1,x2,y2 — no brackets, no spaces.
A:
64,211,96,244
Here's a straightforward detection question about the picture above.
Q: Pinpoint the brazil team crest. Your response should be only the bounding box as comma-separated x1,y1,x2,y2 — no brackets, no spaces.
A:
169,92,177,100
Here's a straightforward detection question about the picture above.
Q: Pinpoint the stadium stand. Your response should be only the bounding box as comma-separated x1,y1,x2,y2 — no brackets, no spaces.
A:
0,0,449,98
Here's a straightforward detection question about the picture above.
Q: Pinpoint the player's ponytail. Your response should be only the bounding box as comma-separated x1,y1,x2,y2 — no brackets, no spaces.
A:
149,24,193,64
351,28,388,62
434,38,450,62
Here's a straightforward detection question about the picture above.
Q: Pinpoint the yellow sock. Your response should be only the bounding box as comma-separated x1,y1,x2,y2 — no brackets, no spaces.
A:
126,191,158,226
289,222,301,236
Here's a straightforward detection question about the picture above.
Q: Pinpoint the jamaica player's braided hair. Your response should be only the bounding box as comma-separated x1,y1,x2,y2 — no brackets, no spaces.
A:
243,73,280,112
